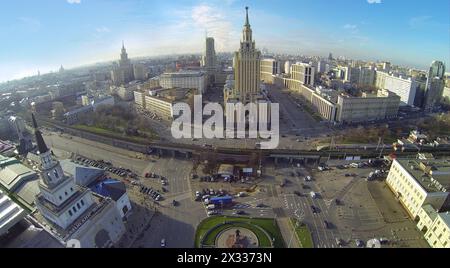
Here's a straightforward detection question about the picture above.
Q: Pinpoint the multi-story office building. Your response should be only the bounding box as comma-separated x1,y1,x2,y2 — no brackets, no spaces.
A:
336,89,400,123
110,85,134,101
344,66,376,86
133,64,147,81
283,80,337,121
358,66,376,86
386,158,450,248
202,37,217,71
417,205,450,248
159,71,207,94
291,63,315,86
284,61,292,75
134,91,146,109
135,88,194,120
376,71,419,106
386,159,450,219
284,72,399,123
316,60,328,74
424,61,446,111
260,58,281,84
229,7,262,103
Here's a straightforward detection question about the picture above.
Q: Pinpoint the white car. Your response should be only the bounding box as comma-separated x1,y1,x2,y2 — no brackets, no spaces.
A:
161,239,166,247
207,210,217,216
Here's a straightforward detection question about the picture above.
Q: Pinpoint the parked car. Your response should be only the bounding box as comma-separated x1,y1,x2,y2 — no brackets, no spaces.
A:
355,239,365,248
207,210,218,216
160,239,166,247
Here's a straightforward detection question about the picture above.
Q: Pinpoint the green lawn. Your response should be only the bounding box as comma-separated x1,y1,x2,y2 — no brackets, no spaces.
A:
195,216,285,248
291,218,314,248
73,125,155,144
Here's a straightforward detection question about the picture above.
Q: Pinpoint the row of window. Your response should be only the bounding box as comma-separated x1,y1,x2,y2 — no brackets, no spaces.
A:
58,187,74,201
67,199,85,217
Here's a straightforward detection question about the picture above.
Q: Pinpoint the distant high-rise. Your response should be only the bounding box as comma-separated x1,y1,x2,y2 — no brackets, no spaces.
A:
231,6,262,103
119,41,131,67
202,37,217,86
424,60,446,111
328,53,333,61
111,42,135,86
202,37,217,71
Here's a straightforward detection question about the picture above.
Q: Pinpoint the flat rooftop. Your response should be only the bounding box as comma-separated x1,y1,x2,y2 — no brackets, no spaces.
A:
397,159,450,193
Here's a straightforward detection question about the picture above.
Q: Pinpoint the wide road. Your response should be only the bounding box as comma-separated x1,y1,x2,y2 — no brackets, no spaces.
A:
42,131,150,174
269,87,331,137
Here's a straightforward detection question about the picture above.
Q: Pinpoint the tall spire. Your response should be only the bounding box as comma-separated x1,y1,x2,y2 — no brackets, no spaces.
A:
31,113,49,154
245,6,250,26
242,6,253,43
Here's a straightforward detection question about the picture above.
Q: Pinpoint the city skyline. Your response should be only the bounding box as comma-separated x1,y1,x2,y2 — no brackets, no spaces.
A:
0,0,449,82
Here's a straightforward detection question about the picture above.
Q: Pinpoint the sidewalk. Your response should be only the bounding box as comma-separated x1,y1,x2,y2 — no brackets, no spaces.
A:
276,217,300,248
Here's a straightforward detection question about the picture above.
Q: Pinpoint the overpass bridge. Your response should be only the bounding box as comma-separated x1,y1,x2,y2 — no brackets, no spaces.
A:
37,117,450,165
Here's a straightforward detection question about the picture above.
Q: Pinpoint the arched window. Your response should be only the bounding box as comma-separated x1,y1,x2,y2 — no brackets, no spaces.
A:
53,169,59,179
59,196,62,200
69,210,73,216
47,173,52,181
65,192,68,196
80,200,85,206
77,203,81,209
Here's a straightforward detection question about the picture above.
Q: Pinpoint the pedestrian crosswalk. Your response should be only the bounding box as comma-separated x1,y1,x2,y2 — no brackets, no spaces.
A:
232,204,252,209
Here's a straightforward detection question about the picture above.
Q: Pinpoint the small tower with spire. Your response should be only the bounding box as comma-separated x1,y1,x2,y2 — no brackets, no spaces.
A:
33,113,95,229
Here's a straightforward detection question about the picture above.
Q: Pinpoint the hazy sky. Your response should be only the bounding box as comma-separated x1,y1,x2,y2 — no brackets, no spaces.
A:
0,0,449,82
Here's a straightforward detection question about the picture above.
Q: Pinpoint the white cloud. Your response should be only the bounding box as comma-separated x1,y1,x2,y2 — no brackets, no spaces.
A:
343,24,359,34
409,16,432,29
67,0,81,4
367,0,382,4
18,17,42,32
190,4,235,51
96,26,111,33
